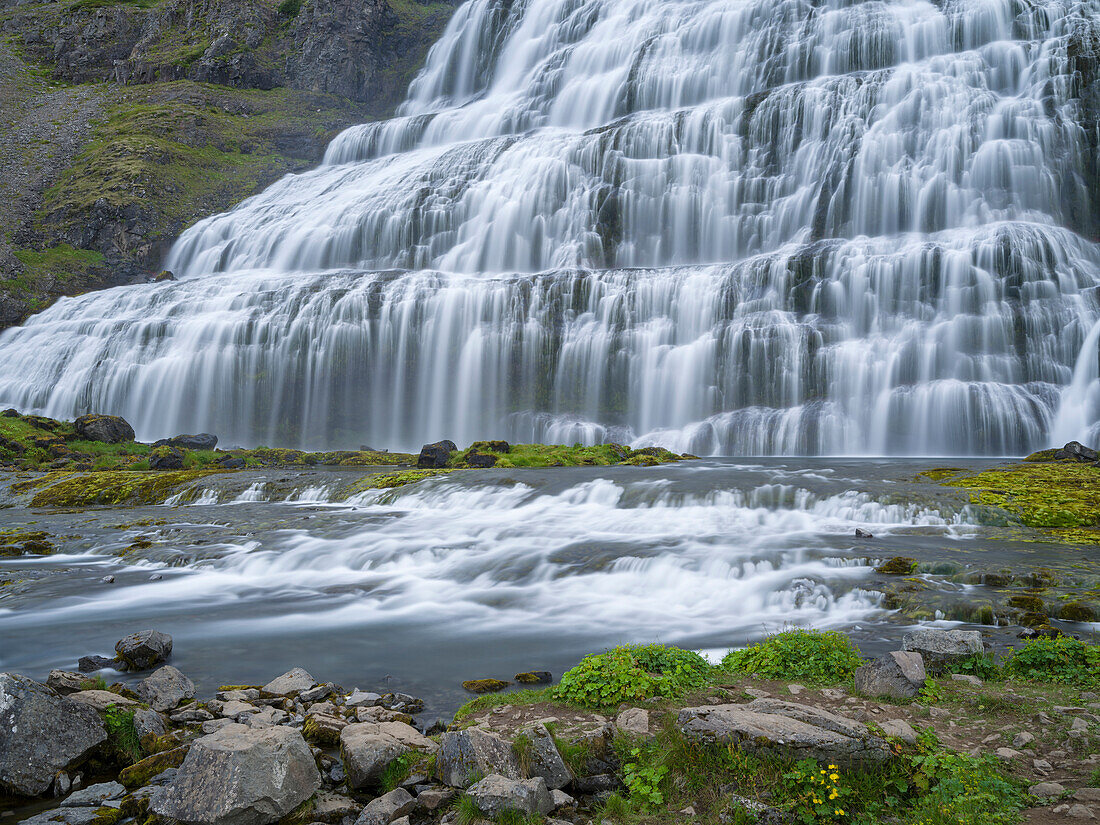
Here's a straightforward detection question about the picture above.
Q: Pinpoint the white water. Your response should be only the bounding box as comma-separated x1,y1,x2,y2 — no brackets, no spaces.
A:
0,0,1097,454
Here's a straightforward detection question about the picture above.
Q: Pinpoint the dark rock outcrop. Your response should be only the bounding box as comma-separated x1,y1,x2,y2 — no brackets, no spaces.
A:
115,629,173,670
74,413,135,443
417,440,457,469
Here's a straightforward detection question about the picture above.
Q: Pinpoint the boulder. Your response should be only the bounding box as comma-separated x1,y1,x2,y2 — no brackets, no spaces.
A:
1063,441,1099,462
416,440,457,469
74,414,135,444
353,788,415,825
151,724,320,825
878,719,918,745
466,775,553,817
154,434,219,451
115,629,173,670
137,665,195,711
262,667,315,696
68,690,139,712
149,446,185,470
514,671,552,684
677,699,890,768
854,652,926,699
901,629,983,672
436,728,520,788
0,673,107,797
520,724,573,790
133,707,168,742
77,655,116,673
614,707,650,736
46,670,87,695
340,722,435,790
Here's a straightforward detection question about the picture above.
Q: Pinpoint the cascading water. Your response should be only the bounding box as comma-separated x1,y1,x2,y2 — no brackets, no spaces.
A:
0,0,1098,454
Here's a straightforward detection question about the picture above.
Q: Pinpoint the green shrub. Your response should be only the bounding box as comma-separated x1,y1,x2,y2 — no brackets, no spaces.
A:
104,704,142,764
944,652,1002,681
1005,636,1100,685
552,644,712,708
722,630,863,683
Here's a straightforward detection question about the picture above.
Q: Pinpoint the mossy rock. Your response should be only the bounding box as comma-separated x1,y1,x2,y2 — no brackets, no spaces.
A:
462,679,511,694
1023,449,1063,462
1058,602,1097,622
301,717,342,747
1007,594,1046,612
89,807,124,825
119,745,189,788
875,557,918,575
1018,611,1051,629
0,530,55,556
29,470,217,507
514,671,552,684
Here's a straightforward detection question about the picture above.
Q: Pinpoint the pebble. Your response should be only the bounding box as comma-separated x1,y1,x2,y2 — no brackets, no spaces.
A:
787,684,805,695
950,674,983,687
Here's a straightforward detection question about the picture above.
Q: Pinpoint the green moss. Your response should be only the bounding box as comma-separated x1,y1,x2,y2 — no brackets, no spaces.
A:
917,468,966,481
88,807,124,825
875,557,917,575
450,442,687,469
118,746,188,788
462,678,511,694
0,530,55,556
29,469,218,507
1006,594,1046,612
301,717,342,747
1059,601,1096,622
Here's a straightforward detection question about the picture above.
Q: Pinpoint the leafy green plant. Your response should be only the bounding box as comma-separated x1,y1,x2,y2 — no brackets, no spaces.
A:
917,680,944,705
552,644,713,708
1005,637,1100,685
781,760,853,823
81,675,108,691
104,704,142,764
621,746,668,808
944,652,1002,681
379,753,412,792
722,630,863,683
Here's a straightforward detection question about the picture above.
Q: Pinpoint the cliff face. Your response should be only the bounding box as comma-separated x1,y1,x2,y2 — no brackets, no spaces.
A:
0,0,456,328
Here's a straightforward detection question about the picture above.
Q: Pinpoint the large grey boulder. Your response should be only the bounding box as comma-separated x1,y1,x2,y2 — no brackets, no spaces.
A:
520,724,573,790
262,668,315,696
435,728,520,788
677,699,891,768
854,652,927,699
151,723,320,825
902,629,983,672
137,665,195,712
0,673,107,797
74,414,135,444
467,775,553,817
339,722,435,790
353,788,415,825
115,630,173,671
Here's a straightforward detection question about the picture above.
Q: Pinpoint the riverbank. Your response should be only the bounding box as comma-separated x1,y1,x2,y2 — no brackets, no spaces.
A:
3,628,1099,825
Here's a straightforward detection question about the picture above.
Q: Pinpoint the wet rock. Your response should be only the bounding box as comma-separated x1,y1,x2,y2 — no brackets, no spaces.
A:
572,773,622,794
520,724,573,790
901,629,983,672
137,665,195,712
854,528,873,539
155,434,218,451
262,668,315,696
678,699,891,768
462,678,510,694
346,690,383,708
47,670,88,695
354,788,415,825
467,775,553,818
115,629,173,671
60,781,125,807
78,655,117,673
151,724,320,825
1063,441,1099,462
74,414,135,444
416,440,457,469
854,652,926,699
875,557,916,575
514,671,553,684
436,728,520,788
380,692,423,713
340,722,435,790
0,673,107,797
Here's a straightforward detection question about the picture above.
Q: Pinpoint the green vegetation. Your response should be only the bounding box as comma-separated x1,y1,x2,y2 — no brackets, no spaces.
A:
721,630,864,683
28,469,219,507
452,688,553,724
103,704,143,765
1003,636,1100,686
552,644,712,708
449,442,690,468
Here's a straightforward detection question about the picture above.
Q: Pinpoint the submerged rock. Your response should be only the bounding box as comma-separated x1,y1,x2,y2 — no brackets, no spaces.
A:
151,724,320,825
417,440,457,469
462,678,510,693
115,629,173,670
678,699,890,768
0,673,107,797
74,414,135,444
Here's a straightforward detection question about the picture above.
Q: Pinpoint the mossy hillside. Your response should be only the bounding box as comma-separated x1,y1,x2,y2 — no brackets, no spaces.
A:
449,442,690,468
28,469,219,506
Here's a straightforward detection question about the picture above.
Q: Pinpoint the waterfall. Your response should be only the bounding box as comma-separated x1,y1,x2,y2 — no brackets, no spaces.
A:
0,0,1098,454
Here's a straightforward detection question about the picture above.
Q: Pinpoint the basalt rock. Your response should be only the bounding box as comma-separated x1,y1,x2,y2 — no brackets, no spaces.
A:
417,440,457,469
854,652,927,699
901,628,983,672
466,775,553,818
137,665,195,712
0,673,107,797
436,728,521,788
154,433,218,451
74,414,135,444
115,629,173,670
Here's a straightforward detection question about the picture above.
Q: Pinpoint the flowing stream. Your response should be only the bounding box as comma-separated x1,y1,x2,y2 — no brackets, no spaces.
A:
0,0,1097,453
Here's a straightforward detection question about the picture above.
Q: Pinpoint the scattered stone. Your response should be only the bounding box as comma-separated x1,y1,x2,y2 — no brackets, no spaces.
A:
1034,759,1054,774
514,672,553,684
416,789,456,812
171,708,214,723
114,630,173,671
151,724,320,825
417,440,457,469
299,683,334,704
821,688,847,701
74,414,135,444
436,728,521,788
901,629,983,672
101,575,115,584
950,674,983,687
878,719,918,745
462,678,510,694
995,748,1023,760
743,687,770,699
46,671,88,695
340,722,435,790
1073,717,1091,733
137,665,195,712
60,781,125,807
1012,731,1035,749
310,792,361,824
678,699,890,768
262,668,315,696
787,684,805,695
854,652,926,699
614,707,650,736
0,673,107,797
1030,782,1065,798
354,788,415,825
1068,804,1097,820
466,775,553,818
550,789,574,809
347,690,383,708
77,656,116,673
